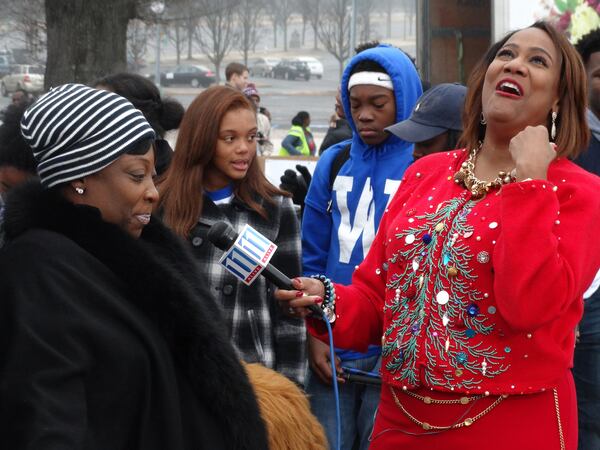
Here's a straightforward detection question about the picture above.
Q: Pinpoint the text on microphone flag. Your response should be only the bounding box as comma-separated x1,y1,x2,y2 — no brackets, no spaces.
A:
218,224,278,285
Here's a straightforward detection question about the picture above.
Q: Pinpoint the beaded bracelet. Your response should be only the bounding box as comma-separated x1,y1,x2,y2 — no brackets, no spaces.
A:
310,274,336,323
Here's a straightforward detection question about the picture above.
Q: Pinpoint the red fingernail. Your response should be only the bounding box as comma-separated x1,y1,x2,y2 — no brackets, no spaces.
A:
295,291,304,298
314,297,323,304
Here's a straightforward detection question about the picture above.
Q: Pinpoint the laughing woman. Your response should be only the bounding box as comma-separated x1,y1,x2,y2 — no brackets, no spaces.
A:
0,84,268,449
159,86,306,386
276,22,600,449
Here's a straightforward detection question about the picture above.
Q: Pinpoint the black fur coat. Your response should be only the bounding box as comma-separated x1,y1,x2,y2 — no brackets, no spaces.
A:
0,182,269,449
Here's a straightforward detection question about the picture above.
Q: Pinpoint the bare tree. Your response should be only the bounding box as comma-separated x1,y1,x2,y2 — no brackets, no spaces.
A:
400,0,416,38
165,18,186,64
384,0,393,38
0,0,47,64
195,0,237,83
45,0,137,88
318,0,350,78
162,0,201,60
0,0,216,89
358,0,376,42
265,8,278,48
177,0,200,60
279,0,294,52
299,0,320,50
300,8,307,46
127,18,148,71
185,17,196,59
236,0,263,67
267,0,293,51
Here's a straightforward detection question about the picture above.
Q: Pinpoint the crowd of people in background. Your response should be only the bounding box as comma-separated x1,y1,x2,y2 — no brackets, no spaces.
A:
0,20,598,450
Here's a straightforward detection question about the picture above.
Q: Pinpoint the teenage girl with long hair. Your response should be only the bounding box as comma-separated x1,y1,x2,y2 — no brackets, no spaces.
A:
159,86,307,385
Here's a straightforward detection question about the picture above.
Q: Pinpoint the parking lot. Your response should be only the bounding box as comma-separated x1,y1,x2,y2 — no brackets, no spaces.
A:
0,39,416,136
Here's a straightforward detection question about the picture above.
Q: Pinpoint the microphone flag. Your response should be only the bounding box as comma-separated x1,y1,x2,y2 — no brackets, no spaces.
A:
218,224,277,285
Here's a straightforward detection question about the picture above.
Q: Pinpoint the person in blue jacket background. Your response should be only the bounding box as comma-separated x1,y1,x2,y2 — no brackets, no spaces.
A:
301,43,422,450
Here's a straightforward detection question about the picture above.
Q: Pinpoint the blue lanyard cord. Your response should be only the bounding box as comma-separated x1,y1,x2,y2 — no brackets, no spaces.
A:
318,311,341,450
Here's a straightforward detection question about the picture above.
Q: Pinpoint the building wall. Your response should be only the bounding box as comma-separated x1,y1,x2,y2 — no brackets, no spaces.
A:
418,0,492,85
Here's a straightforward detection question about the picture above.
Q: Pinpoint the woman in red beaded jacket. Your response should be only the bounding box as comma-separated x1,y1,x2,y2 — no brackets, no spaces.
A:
276,21,600,449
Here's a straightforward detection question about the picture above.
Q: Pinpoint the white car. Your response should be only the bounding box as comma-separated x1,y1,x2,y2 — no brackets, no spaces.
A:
292,57,323,79
1,65,44,96
250,57,281,77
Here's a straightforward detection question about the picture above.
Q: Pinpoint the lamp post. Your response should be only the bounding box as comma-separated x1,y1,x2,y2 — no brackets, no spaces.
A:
150,1,165,89
350,0,357,56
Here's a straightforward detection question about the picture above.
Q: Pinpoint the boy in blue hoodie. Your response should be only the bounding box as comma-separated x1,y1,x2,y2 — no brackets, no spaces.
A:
302,44,422,449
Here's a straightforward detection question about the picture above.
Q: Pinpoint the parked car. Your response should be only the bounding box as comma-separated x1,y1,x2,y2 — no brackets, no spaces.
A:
272,60,311,81
0,55,11,79
249,57,280,77
1,65,44,96
292,56,324,79
160,65,216,87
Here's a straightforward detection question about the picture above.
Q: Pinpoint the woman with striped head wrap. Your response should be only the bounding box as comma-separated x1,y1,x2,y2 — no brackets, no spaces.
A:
0,84,269,449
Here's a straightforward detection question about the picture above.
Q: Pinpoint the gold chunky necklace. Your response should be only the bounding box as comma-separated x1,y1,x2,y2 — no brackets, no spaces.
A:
454,144,515,199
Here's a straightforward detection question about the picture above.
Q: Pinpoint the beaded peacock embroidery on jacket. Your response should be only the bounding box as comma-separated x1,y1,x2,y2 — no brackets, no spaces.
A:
382,197,510,389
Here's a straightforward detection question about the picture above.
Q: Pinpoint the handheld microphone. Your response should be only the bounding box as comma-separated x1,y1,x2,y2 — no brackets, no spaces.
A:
341,373,382,386
207,221,324,319
209,222,342,449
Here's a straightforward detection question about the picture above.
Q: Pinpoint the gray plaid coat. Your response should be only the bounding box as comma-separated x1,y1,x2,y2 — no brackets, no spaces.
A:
188,193,307,385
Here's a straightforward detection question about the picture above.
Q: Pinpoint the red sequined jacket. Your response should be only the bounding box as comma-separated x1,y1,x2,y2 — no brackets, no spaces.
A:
308,149,600,396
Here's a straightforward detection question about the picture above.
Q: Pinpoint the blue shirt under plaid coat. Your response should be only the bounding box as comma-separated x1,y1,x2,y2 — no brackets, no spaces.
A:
188,193,307,385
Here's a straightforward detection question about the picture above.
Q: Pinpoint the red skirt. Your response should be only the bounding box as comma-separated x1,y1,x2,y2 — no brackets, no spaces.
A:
369,371,577,449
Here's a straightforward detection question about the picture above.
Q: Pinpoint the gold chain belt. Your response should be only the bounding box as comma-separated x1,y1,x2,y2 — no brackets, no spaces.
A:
553,388,565,450
403,388,487,405
390,386,506,431
393,385,567,447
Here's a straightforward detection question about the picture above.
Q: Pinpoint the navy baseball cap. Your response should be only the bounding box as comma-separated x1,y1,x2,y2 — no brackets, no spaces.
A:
386,83,467,143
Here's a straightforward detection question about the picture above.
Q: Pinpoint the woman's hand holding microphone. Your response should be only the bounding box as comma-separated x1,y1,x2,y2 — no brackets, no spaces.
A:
275,277,325,318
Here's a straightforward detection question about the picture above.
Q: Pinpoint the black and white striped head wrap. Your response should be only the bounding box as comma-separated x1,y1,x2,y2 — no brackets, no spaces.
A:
20,83,156,188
